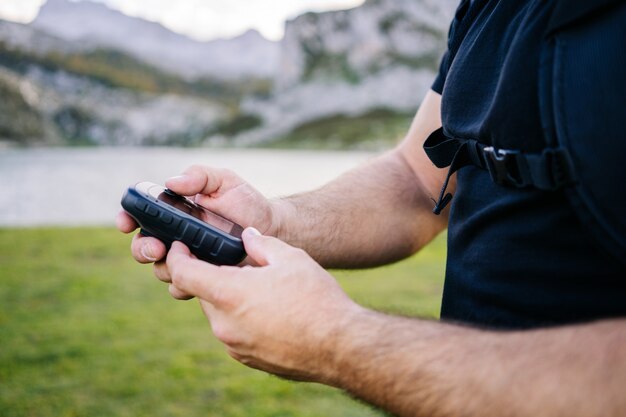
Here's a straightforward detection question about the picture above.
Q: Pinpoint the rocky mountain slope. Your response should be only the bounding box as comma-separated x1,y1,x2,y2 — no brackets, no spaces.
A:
32,0,280,80
234,0,457,146
0,18,85,56
0,21,229,146
0,0,457,148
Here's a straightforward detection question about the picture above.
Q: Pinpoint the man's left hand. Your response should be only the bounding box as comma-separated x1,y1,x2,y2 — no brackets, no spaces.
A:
154,228,363,383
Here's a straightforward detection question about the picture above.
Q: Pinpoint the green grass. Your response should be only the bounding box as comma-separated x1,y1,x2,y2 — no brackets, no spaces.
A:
0,228,446,416
263,109,414,151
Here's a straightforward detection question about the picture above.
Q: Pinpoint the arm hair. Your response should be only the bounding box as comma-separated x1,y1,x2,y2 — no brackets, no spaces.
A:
320,312,626,417
273,91,451,268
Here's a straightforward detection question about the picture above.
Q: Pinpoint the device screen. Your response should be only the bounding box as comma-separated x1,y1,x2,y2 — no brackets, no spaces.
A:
141,183,243,237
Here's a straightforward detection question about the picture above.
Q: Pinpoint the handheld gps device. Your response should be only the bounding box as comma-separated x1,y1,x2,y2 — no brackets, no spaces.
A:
121,182,246,266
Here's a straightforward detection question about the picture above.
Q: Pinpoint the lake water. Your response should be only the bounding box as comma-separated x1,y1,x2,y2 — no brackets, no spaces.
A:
0,147,375,226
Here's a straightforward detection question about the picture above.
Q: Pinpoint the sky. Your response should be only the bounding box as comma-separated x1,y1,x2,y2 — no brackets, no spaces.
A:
0,0,366,41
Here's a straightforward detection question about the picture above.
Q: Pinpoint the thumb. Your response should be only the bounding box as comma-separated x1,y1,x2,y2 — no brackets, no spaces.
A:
242,227,295,266
165,165,223,197
166,242,238,305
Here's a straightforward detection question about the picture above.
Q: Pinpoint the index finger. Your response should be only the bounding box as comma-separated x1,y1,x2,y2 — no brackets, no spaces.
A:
116,210,138,233
167,242,241,306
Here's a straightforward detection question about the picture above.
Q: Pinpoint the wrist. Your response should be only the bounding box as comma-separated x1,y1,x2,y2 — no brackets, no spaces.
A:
267,198,296,241
315,303,375,386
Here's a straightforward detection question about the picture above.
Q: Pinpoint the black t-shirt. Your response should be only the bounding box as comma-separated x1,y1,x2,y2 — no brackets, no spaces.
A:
433,0,626,329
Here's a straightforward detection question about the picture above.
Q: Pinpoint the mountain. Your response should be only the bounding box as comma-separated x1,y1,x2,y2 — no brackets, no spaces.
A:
276,0,455,89
31,0,279,80
0,18,85,56
0,0,457,149
233,0,457,146
0,20,232,146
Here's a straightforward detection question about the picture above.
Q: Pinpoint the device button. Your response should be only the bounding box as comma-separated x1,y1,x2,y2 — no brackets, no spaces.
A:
193,231,216,249
146,205,159,217
184,225,200,243
210,239,224,256
165,218,180,235
134,199,148,212
159,212,173,224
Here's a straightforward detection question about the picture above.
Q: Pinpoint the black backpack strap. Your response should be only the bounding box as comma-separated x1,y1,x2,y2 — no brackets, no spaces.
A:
546,0,624,36
424,127,578,215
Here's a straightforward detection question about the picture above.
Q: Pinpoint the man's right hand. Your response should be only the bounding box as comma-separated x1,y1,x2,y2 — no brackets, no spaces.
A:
115,164,279,264
118,91,447,269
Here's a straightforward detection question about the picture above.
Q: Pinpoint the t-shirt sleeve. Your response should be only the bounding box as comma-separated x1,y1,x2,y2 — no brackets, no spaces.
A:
432,0,469,94
431,50,451,94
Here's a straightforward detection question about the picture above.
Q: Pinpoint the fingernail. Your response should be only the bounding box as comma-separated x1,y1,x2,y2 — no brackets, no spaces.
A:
244,227,261,237
167,175,189,183
141,243,157,261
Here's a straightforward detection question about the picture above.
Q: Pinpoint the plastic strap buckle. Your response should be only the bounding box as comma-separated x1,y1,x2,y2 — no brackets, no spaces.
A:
483,146,525,187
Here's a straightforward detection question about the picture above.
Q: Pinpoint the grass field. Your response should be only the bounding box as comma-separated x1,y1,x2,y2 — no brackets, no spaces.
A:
0,228,446,417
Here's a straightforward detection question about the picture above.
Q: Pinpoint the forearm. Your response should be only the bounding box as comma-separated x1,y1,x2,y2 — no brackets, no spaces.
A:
271,150,444,268
270,90,448,269
321,311,626,417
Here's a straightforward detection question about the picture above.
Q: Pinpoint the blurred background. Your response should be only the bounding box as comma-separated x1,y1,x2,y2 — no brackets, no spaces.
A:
1,0,455,149
0,0,457,226
0,0,454,415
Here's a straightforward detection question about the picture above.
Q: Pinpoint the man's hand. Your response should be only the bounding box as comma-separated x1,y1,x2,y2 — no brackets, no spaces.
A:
155,228,362,382
151,228,626,417
117,91,449,270
116,165,279,264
